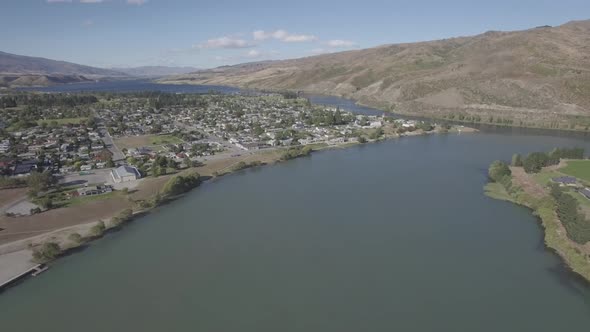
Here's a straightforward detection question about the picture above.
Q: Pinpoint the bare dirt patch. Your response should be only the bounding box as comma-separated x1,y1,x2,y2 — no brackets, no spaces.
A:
0,188,27,208
0,197,131,245
510,166,547,199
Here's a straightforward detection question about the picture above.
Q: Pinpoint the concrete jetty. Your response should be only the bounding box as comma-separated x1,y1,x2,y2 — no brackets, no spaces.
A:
0,250,40,291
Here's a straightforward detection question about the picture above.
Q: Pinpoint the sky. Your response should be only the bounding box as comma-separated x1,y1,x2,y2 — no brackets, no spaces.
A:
1,0,589,69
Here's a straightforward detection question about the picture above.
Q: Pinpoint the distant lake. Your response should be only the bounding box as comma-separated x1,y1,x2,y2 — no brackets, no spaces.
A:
20,79,243,94
3,81,590,331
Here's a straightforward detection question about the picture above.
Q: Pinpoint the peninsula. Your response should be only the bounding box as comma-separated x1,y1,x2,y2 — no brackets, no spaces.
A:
486,148,590,281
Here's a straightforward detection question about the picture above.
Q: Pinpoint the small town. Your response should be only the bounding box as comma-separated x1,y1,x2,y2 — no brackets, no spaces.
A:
0,92,441,219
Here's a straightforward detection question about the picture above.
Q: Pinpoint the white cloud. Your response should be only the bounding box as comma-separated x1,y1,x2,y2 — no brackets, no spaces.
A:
80,0,106,3
196,37,254,49
213,49,279,63
126,0,147,4
82,19,94,26
310,48,331,55
325,39,356,48
46,0,73,2
246,50,261,58
253,29,317,43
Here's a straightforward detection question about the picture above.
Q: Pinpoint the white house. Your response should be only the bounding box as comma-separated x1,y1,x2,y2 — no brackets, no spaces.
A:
111,165,141,183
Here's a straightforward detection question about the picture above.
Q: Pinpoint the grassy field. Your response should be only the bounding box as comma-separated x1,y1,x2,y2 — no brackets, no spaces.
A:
483,183,512,201
531,170,562,187
560,160,590,183
37,117,88,126
149,134,183,145
65,192,119,207
115,134,183,149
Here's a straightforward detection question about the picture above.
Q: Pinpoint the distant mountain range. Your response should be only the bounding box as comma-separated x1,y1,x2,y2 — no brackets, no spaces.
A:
0,51,128,87
0,51,197,87
161,20,590,125
4,19,590,125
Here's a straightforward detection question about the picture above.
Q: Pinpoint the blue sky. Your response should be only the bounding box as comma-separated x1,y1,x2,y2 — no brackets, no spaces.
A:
1,0,589,68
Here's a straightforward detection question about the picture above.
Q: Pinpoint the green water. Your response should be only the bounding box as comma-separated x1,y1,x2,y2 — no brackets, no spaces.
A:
1,132,590,331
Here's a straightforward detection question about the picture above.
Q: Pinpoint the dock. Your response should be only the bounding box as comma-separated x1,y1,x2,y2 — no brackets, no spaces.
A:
0,250,42,291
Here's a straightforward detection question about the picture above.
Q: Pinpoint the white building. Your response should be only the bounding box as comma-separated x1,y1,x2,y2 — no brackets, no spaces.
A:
111,165,141,183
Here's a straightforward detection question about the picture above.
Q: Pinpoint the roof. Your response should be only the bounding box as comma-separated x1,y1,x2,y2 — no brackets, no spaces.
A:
552,176,577,184
112,165,139,179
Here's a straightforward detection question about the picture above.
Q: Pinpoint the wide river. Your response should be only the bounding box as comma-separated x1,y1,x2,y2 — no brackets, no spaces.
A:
3,81,590,330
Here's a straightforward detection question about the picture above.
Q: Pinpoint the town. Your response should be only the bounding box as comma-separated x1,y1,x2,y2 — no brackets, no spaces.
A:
0,92,438,217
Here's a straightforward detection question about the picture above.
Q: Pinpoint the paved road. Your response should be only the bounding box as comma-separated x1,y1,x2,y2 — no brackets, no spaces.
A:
0,250,36,288
99,127,125,161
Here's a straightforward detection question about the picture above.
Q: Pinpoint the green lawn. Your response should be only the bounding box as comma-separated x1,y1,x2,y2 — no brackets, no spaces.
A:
560,160,590,183
483,182,512,201
63,191,118,207
37,117,88,126
149,135,184,145
532,170,562,187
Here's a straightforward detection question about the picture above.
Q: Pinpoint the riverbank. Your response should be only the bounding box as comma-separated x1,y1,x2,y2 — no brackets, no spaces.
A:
0,124,476,289
158,80,590,133
484,164,590,282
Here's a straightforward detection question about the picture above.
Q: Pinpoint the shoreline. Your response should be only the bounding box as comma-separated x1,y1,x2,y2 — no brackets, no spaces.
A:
0,125,475,291
484,172,590,283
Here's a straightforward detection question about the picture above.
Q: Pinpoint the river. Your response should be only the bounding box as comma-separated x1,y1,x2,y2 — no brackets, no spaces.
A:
2,81,590,331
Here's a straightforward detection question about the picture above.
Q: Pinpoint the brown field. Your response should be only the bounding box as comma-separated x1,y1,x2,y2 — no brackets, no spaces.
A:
0,197,132,245
0,188,28,207
510,166,547,199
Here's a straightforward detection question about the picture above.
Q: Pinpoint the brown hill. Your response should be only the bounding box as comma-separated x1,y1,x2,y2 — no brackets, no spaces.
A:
0,51,126,87
162,20,590,127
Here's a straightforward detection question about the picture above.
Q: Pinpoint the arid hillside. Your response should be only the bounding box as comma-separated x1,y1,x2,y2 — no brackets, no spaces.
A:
0,51,126,87
162,20,590,128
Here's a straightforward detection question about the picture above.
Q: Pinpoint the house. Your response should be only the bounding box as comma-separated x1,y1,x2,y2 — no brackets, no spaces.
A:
552,176,578,187
580,188,590,200
13,160,38,175
111,165,141,183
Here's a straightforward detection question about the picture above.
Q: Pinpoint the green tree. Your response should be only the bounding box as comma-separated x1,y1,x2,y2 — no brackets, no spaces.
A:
106,157,115,168
90,221,106,237
161,173,201,197
488,161,511,182
511,154,523,167
523,152,549,173
32,242,61,263
37,197,53,210
68,232,83,245
26,171,56,193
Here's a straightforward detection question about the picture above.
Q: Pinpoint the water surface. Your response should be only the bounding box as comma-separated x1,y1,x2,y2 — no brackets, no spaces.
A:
1,82,590,331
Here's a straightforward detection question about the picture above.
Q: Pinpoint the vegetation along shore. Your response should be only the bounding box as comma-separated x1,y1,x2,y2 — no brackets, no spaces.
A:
485,148,590,282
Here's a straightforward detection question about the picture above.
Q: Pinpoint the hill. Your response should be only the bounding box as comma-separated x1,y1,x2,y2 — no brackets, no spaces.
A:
0,51,126,87
161,20,590,128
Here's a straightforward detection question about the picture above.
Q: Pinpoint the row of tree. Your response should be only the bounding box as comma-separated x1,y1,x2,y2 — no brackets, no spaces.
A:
280,146,313,161
0,94,98,109
511,148,585,173
161,173,201,197
550,184,590,244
